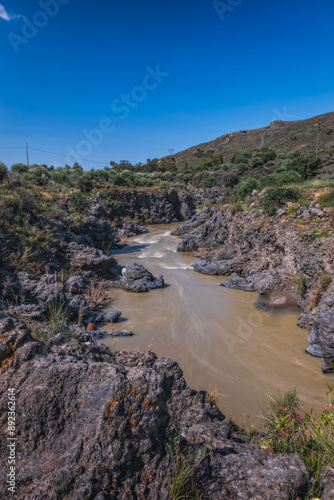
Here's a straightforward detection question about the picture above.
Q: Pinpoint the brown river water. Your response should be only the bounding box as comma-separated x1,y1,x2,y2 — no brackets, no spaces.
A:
101,224,334,424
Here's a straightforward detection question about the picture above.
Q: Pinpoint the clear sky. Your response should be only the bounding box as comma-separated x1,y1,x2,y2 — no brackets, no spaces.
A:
1,0,334,168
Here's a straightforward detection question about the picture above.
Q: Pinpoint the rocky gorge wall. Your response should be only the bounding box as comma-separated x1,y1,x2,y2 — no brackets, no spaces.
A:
104,188,195,224
174,205,334,372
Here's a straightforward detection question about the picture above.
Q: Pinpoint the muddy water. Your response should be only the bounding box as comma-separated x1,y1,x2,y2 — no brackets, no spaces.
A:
101,225,334,422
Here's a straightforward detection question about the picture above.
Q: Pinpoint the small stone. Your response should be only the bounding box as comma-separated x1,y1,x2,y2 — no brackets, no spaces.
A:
86,323,97,331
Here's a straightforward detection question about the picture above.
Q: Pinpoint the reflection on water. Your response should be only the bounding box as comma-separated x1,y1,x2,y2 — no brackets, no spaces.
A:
102,224,334,422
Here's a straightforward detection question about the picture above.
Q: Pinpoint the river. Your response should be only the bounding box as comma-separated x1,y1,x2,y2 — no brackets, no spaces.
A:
101,224,334,424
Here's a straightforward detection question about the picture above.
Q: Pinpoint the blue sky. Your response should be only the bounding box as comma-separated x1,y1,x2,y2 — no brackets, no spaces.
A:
0,0,334,168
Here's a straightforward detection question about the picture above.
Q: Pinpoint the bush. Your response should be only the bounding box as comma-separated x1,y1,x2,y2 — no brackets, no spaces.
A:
203,176,217,187
321,273,332,289
236,177,260,198
259,387,334,498
263,187,299,215
70,191,90,210
52,168,69,184
11,162,29,174
251,149,276,168
294,274,307,297
236,162,248,175
250,156,265,169
134,177,154,187
222,171,239,188
317,190,334,209
260,170,301,188
22,164,51,186
0,162,8,183
287,154,322,180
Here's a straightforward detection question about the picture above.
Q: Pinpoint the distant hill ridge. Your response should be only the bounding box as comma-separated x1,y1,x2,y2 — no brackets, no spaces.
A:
165,111,334,166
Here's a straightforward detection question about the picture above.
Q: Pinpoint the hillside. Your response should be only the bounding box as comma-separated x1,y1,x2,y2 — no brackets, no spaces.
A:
167,111,334,165
165,111,334,167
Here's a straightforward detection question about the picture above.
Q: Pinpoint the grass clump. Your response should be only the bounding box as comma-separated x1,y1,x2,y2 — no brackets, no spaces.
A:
320,273,332,289
44,272,68,335
294,274,307,297
205,387,221,406
317,190,334,209
54,478,71,500
169,437,207,500
259,387,334,497
309,273,333,310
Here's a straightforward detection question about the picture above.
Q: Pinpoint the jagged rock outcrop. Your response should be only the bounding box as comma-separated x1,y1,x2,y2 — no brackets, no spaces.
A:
175,206,334,369
306,310,334,371
0,324,310,500
105,188,195,223
110,263,164,293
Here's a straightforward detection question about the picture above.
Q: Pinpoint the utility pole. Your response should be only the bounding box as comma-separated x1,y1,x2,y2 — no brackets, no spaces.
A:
26,142,29,167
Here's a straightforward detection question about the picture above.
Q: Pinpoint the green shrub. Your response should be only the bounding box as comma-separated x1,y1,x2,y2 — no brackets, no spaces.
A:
294,274,307,297
317,190,334,209
236,162,248,175
203,176,217,187
52,168,69,184
70,191,90,210
287,205,297,215
22,164,51,186
276,170,301,184
251,149,276,168
135,177,154,187
0,161,8,183
259,170,301,188
222,171,239,188
321,273,332,289
287,154,322,180
235,154,250,165
230,201,242,214
263,187,299,215
250,156,264,168
11,162,29,174
236,177,260,198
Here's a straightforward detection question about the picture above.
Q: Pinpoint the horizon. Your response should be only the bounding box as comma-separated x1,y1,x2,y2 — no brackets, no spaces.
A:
1,0,334,169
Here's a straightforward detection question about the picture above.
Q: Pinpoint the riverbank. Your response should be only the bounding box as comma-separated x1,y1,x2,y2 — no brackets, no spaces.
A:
100,225,334,421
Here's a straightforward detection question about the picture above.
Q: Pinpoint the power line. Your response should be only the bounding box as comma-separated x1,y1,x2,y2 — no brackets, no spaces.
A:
0,145,110,165
28,147,109,165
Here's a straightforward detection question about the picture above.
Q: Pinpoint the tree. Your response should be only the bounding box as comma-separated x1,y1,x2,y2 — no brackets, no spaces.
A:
11,162,29,174
0,161,8,183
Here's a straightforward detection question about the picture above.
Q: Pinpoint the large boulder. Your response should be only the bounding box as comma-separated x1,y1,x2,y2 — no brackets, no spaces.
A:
95,310,122,323
65,276,86,294
306,310,334,371
0,329,309,499
110,263,164,293
66,242,119,271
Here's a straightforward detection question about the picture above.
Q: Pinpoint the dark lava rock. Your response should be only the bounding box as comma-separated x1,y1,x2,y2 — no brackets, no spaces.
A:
175,206,334,371
118,223,149,237
319,466,334,500
96,310,122,323
306,310,334,371
105,188,195,224
66,242,118,271
65,275,86,294
110,263,164,293
0,328,309,499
